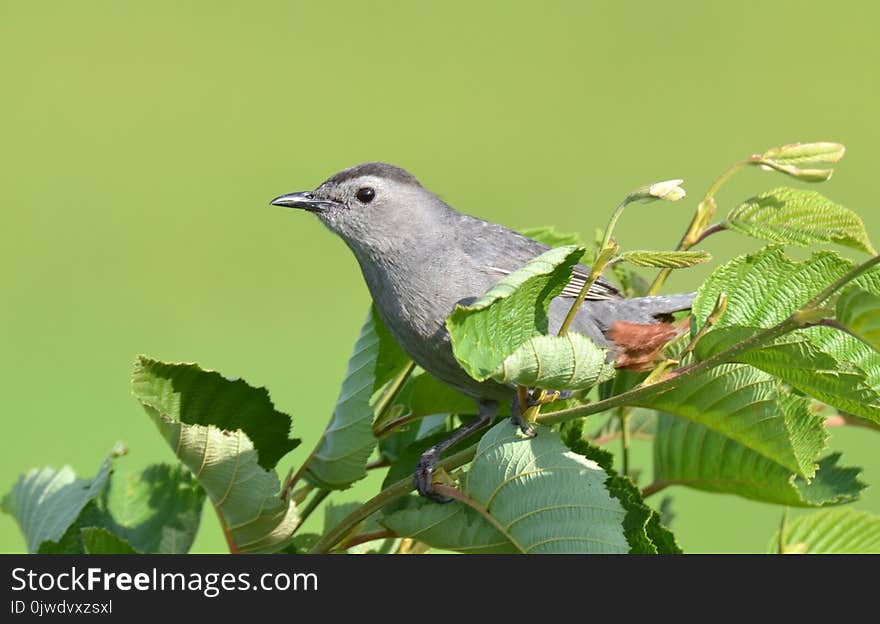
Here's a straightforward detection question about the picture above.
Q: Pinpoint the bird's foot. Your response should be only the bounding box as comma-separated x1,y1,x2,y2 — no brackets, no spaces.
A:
510,412,537,438
413,449,453,504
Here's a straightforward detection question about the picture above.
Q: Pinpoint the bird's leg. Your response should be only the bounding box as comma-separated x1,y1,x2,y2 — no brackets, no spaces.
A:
509,389,573,437
414,399,498,503
509,391,535,437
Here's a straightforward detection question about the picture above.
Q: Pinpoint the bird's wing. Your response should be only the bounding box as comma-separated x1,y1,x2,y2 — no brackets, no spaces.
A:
486,264,621,301
559,265,622,301
457,213,622,301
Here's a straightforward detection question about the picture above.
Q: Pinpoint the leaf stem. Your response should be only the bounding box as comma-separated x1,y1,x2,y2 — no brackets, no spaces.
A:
619,408,631,476
542,255,879,427
292,489,330,534
538,315,798,426
802,254,880,310
648,159,751,295
289,483,315,506
691,222,727,245
558,254,612,336
372,361,417,430
287,360,416,501
641,481,669,499
777,508,790,555
309,446,478,553
365,457,391,471
335,529,398,552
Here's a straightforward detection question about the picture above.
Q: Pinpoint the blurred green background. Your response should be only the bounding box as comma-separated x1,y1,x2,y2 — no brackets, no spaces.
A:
2,1,878,553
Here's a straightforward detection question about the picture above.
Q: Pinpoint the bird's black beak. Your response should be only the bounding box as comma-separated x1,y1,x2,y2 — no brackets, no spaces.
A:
269,191,339,213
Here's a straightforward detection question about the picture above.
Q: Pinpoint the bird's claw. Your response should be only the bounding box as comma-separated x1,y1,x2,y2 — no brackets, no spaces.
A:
414,449,453,503
510,413,537,438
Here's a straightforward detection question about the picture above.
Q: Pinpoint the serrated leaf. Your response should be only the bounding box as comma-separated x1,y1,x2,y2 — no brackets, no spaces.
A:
654,413,863,506
754,143,844,182
38,463,205,554
633,364,824,477
371,306,412,393
490,332,615,390
697,327,880,423
1,447,118,553
837,288,880,351
132,357,298,553
130,358,298,470
99,464,205,553
562,420,680,553
381,421,630,554
724,188,875,254
694,247,856,327
447,245,613,392
520,226,583,248
760,142,845,166
80,527,140,554
618,250,712,268
769,508,880,554
306,306,410,489
691,247,880,424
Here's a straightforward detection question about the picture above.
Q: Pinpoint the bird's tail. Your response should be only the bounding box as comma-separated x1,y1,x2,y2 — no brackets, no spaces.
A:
580,292,696,371
586,293,695,330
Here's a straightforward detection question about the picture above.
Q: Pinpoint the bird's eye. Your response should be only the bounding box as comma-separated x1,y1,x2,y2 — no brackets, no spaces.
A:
356,187,376,204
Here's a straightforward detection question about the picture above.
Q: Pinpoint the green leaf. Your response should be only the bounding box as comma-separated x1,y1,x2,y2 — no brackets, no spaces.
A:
562,420,680,553
654,413,864,506
691,247,855,328
691,247,880,424
394,371,478,420
1,446,120,553
520,226,583,248
99,464,204,553
760,142,846,166
447,245,613,391
593,409,657,443
633,364,825,477
769,508,880,554
281,532,322,553
724,188,875,254
380,497,516,553
323,501,401,554
381,421,631,554
490,333,616,390
132,357,298,553
754,143,845,182
371,306,412,393
131,358,298,470
307,307,410,489
837,287,880,351
80,527,140,554
696,327,880,423
617,249,712,268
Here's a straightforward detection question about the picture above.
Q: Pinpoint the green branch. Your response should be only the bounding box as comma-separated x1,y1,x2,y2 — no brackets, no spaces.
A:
308,446,477,554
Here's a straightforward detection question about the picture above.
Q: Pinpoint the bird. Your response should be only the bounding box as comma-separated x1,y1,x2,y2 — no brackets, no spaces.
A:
271,162,694,501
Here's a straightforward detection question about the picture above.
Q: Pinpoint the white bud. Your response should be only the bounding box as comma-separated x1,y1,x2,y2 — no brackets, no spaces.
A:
648,179,686,202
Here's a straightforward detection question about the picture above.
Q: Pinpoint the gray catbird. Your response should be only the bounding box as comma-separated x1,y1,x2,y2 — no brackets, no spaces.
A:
271,162,694,501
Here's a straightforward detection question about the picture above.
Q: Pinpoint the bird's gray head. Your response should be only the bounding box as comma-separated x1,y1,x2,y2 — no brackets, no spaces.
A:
271,162,447,256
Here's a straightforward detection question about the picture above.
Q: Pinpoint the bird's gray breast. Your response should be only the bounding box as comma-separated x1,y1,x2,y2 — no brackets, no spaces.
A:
351,243,512,400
